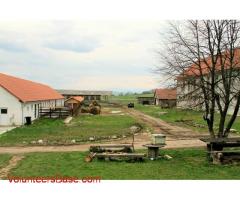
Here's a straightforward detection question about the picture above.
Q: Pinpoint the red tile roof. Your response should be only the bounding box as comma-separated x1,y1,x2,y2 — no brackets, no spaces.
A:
0,73,64,103
154,88,177,100
66,96,84,103
180,48,240,78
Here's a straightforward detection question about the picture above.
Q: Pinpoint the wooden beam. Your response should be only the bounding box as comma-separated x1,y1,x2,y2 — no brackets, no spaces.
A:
95,153,145,158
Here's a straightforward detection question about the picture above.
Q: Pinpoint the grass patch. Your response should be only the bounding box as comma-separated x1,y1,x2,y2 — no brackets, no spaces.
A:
0,154,12,169
110,93,153,108
134,104,240,133
110,94,139,105
9,148,240,180
0,114,140,146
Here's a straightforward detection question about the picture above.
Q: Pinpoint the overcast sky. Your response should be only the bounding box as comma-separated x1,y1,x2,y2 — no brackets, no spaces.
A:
0,20,167,92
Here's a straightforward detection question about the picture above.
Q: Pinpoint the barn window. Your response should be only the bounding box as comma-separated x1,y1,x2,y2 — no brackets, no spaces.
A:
1,108,8,114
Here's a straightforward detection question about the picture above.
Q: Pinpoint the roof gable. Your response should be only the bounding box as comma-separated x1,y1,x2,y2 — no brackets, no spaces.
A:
0,73,64,103
181,48,240,78
154,88,177,100
66,96,84,103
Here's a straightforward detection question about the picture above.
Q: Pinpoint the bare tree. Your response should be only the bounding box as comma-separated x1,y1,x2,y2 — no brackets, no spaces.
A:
157,20,240,138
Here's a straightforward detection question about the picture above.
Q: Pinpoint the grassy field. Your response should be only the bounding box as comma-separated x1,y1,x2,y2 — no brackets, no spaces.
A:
111,94,240,133
9,148,240,180
0,114,140,146
110,93,153,106
0,154,12,169
134,104,240,133
110,94,139,105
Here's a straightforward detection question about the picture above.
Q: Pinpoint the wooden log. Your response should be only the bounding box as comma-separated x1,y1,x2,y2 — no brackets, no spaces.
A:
95,153,145,158
90,144,133,148
84,153,97,162
211,151,240,164
90,144,134,153
164,154,173,160
211,152,223,164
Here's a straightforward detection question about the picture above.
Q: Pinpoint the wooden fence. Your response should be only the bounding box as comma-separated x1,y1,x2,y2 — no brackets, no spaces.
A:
39,107,71,118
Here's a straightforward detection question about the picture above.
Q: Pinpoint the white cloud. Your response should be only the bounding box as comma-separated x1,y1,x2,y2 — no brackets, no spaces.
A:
70,75,159,91
45,37,101,53
0,20,165,92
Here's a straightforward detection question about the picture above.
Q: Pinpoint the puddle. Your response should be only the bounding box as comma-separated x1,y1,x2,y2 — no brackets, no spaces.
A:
111,111,122,114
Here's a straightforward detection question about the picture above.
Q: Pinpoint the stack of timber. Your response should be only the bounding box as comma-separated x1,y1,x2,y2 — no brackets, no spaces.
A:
201,137,240,164
85,144,146,162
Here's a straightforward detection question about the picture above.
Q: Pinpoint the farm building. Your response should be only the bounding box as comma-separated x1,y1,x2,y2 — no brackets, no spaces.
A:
0,73,64,126
154,88,177,108
57,89,112,101
137,94,154,105
65,96,84,111
176,48,240,115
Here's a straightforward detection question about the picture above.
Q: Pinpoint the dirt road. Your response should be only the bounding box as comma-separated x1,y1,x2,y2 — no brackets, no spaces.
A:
0,106,207,155
0,139,205,155
125,107,208,139
0,155,25,179
122,107,207,148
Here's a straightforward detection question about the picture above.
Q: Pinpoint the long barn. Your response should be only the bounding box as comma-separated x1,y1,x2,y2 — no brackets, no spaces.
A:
57,89,112,101
0,73,64,126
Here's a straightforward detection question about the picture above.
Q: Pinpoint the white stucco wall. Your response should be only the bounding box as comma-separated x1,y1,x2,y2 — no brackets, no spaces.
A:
0,86,65,126
0,86,22,126
176,78,240,115
22,102,40,124
20,99,64,125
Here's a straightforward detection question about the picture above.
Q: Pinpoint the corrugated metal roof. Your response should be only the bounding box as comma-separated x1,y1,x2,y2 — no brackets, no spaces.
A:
57,89,112,96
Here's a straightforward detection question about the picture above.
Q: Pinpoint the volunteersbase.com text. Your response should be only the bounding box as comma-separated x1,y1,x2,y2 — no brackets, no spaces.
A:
8,176,101,183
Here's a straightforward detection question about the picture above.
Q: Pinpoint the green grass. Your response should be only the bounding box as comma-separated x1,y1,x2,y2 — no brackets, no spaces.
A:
134,104,240,133
110,93,153,106
0,115,140,146
9,148,240,180
0,154,12,169
110,95,138,105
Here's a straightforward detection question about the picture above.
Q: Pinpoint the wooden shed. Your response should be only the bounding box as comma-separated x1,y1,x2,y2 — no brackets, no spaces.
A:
154,88,177,108
137,96,154,105
65,96,84,112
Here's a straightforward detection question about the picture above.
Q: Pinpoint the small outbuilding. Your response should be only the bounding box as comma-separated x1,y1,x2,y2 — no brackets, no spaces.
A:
154,88,177,108
65,96,84,111
137,94,154,105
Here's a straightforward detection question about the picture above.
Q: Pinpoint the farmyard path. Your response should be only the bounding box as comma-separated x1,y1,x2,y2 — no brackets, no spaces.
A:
124,107,208,140
0,139,205,154
0,108,207,154
0,155,25,179
0,108,206,154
